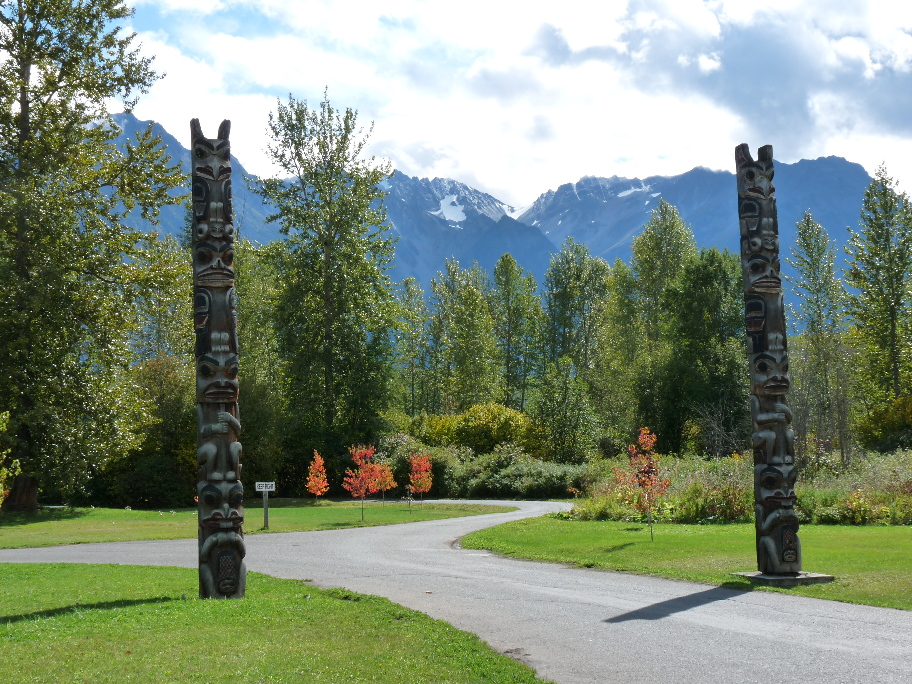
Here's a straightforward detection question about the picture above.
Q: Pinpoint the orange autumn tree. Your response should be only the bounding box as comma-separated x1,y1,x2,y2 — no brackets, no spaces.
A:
306,451,329,500
614,427,669,540
342,444,380,521
408,452,433,505
373,461,397,505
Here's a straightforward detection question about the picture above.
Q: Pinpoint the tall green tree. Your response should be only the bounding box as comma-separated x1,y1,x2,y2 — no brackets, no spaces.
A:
0,0,184,509
845,165,912,401
427,260,499,412
631,199,697,341
541,238,609,373
394,276,431,416
254,92,397,467
491,253,540,410
787,211,851,462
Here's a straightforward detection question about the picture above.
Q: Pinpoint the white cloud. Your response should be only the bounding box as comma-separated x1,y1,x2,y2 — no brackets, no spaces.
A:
123,0,912,205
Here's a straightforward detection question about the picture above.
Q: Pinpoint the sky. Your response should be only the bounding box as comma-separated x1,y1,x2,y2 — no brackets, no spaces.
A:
125,0,912,208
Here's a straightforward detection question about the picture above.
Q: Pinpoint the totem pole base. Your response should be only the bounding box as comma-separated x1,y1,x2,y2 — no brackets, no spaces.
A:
733,571,835,588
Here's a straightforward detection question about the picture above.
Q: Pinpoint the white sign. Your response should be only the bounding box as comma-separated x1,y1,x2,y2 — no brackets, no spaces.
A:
255,481,276,492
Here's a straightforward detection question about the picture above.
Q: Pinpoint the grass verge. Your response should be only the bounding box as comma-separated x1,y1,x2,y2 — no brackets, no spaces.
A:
461,516,912,610
1,563,550,683
0,500,516,549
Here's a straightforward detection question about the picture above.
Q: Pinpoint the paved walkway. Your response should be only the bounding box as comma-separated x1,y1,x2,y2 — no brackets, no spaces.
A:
2,500,910,683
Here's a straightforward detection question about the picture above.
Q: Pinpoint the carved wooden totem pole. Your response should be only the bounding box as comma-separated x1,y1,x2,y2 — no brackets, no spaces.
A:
191,119,246,598
736,143,801,575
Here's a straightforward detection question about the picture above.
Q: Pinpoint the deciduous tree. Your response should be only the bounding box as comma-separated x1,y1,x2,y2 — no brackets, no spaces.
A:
0,0,184,509
254,92,397,461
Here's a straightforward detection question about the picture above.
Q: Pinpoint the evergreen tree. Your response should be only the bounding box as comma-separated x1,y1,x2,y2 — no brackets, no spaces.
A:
0,0,184,509
845,165,912,401
254,92,397,464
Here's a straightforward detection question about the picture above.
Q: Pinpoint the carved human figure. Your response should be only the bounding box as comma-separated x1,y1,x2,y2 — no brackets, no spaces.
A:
193,118,244,598
198,479,246,598
754,464,801,573
736,142,801,574
749,348,794,465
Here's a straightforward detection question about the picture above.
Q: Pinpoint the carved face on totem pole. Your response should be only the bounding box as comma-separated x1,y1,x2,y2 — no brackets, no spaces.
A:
198,480,245,596
197,352,239,404
750,351,790,397
190,119,233,243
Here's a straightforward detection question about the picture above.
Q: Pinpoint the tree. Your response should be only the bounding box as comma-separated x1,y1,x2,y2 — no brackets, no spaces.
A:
427,260,499,412
787,211,852,463
0,0,184,509
254,92,397,461
527,358,599,463
394,277,430,416
541,239,609,371
342,444,380,520
845,165,912,402
491,254,541,410
306,451,329,499
408,452,433,503
614,428,669,540
631,199,697,341
373,461,397,504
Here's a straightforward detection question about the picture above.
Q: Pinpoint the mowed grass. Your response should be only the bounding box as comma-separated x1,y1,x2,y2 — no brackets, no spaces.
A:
1,563,551,684
461,516,912,610
0,500,516,549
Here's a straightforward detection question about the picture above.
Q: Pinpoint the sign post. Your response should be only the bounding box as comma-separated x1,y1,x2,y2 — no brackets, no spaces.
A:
255,482,276,529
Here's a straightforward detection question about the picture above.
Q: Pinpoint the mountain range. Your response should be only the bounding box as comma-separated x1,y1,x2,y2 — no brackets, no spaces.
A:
113,112,873,287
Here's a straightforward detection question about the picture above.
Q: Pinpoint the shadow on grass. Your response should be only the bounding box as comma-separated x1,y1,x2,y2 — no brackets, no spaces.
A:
0,508,90,528
1,597,176,625
602,543,637,553
604,584,752,623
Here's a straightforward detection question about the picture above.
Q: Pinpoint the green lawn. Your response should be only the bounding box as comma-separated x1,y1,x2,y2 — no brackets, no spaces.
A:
461,516,912,610
0,500,515,549
1,563,551,683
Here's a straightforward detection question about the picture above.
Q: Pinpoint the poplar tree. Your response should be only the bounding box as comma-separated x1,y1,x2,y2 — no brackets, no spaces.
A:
787,211,851,461
845,165,912,401
0,0,183,509
491,254,540,410
255,93,397,458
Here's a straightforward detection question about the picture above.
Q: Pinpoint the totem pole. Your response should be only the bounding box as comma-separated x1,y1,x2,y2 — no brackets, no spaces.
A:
736,143,801,575
192,119,246,598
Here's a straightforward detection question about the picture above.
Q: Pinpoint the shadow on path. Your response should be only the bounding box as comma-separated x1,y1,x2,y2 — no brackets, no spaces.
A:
605,584,749,623
2,597,175,625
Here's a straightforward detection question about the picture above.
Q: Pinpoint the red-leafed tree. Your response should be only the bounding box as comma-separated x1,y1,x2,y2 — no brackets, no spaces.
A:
306,451,329,500
614,427,669,540
342,444,380,520
409,452,433,504
373,462,397,505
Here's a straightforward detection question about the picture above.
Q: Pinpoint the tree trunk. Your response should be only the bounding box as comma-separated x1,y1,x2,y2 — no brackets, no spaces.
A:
1,474,39,511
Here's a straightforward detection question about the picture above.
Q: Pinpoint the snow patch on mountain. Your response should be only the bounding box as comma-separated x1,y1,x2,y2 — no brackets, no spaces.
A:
430,194,466,222
617,182,652,198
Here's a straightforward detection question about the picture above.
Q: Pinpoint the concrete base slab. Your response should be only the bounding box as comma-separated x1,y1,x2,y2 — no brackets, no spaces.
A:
733,571,835,588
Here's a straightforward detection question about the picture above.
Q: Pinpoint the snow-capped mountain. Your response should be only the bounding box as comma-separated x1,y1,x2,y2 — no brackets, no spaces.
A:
113,112,873,288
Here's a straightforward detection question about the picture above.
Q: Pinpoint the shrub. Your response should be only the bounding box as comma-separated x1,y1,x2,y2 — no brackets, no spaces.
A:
453,403,530,455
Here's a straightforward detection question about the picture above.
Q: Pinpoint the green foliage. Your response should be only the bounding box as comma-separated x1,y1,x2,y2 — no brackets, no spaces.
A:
453,403,531,455
845,164,912,401
491,254,541,410
254,91,397,462
0,0,184,503
855,396,912,451
787,211,852,463
527,358,599,463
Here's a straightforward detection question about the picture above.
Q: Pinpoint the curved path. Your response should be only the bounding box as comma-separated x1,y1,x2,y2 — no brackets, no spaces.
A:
2,500,911,684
